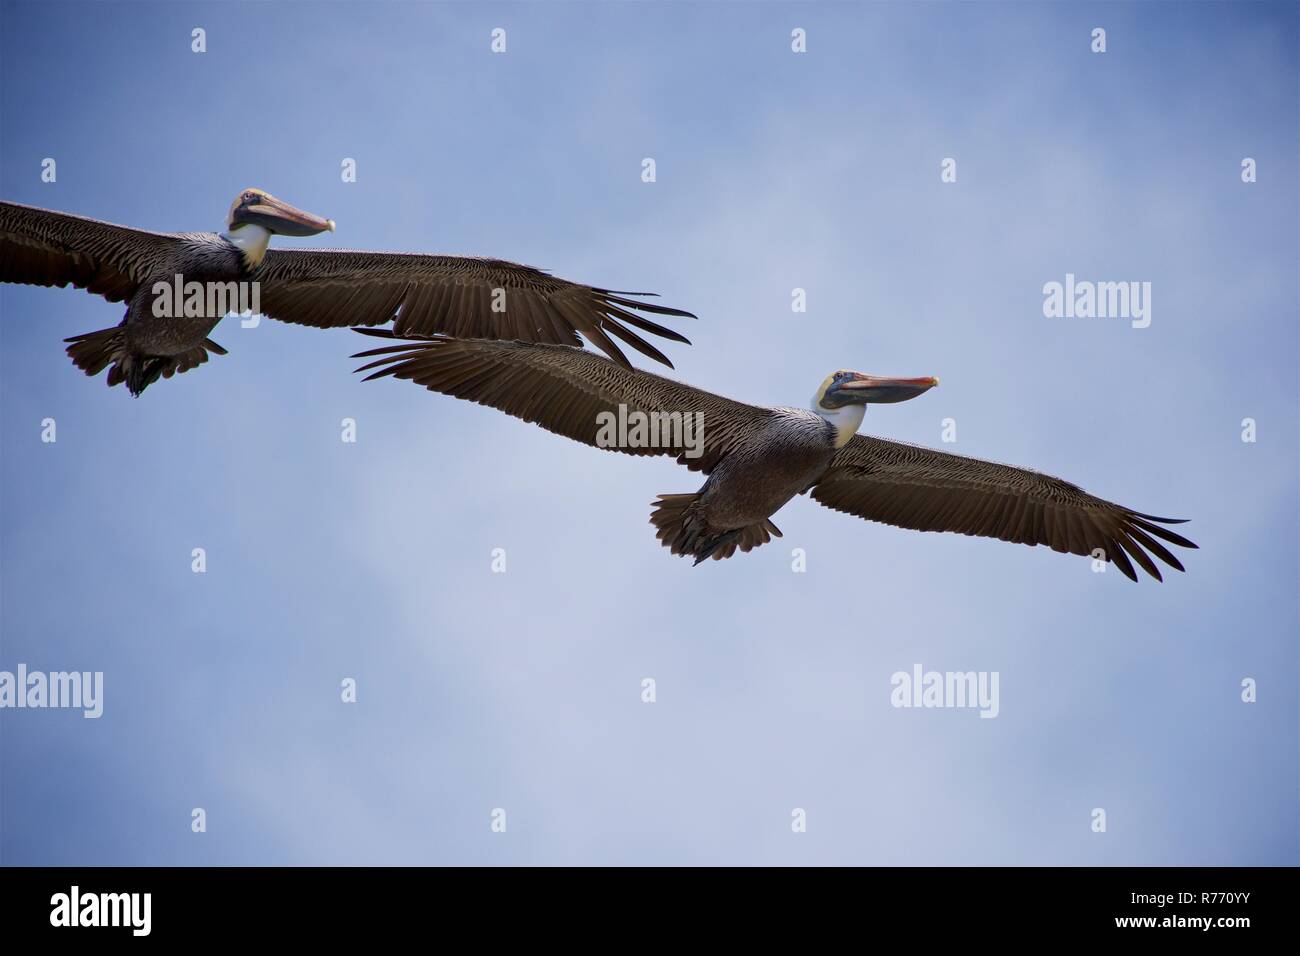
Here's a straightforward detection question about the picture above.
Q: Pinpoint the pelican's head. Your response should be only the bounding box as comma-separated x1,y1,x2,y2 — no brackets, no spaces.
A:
813,370,938,447
226,188,335,237
815,370,938,410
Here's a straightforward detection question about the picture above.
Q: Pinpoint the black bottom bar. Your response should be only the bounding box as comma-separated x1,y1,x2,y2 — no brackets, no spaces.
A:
0,865,1288,940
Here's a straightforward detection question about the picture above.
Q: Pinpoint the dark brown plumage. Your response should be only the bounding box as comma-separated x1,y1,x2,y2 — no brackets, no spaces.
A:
353,331,1197,579
252,250,692,369
812,437,1196,582
0,192,694,395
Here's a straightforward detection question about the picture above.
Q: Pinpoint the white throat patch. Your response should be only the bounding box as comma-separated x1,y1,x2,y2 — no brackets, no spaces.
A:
813,399,866,448
224,223,271,269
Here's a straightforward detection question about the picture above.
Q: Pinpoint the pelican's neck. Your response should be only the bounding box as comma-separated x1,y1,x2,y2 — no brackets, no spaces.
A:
813,400,866,448
223,223,271,269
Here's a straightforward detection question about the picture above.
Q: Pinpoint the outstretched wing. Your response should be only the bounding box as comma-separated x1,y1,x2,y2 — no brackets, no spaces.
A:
255,249,695,368
811,434,1196,581
352,331,771,472
0,200,179,302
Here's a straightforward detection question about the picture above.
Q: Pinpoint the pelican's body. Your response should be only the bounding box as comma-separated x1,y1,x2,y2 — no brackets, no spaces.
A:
64,231,249,387
354,332,1196,579
657,408,836,558
0,189,694,395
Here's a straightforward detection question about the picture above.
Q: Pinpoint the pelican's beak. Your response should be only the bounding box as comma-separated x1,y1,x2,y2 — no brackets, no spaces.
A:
838,373,939,404
238,193,335,237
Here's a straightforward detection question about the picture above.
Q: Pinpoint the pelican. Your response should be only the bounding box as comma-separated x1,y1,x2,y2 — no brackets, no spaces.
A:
353,331,1196,580
0,190,693,395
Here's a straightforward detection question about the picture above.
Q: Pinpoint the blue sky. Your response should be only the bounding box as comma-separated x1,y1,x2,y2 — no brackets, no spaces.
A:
1,1,1296,865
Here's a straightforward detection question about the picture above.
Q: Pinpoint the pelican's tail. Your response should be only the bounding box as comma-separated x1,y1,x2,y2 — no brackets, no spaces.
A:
65,328,226,397
65,326,128,380
649,493,782,564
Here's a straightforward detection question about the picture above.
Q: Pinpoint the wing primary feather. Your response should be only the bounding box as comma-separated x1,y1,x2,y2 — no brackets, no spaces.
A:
1125,525,1186,572
602,320,674,369
601,303,692,344
598,292,698,318
351,327,405,340
1106,537,1139,581
1129,516,1198,550
1130,512,1190,524
1116,534,1162,581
